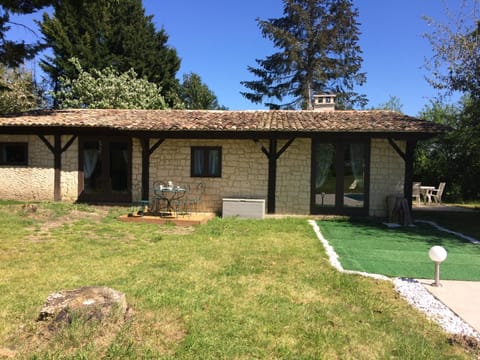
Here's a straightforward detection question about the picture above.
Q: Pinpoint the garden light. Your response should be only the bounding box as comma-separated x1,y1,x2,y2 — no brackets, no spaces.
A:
428,246,447,287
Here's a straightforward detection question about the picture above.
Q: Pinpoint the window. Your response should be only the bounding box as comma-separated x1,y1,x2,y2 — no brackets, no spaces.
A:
0,142,28,165
191,146,221,177
312,139,369,215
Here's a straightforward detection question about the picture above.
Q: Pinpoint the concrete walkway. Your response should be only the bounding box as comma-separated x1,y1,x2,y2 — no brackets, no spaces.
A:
412,207,480,333
417,279,480,333
413,203,478,212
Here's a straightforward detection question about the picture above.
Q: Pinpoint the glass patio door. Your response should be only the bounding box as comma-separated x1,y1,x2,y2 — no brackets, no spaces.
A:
312,140,369,215
79,137,131,203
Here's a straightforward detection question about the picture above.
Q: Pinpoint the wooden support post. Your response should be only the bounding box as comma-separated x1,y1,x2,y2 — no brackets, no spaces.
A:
388,137,418,211
267,139,277,214
388,138,406,161
140,137,165,201
253,138,295,214
38,135,77,202
404,140,417,211
54,135,62,201
140,138,150,201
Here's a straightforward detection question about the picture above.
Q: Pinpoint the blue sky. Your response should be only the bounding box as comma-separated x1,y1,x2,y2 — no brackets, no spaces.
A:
8,0,466,115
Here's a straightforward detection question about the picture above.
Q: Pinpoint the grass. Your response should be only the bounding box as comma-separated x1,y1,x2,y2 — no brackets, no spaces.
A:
0,202,476,359
318,216,480,280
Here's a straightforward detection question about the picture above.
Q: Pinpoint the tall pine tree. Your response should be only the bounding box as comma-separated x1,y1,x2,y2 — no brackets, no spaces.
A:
39,0,181,107
0,0,52,67
241,0,366,110
180,72,221,110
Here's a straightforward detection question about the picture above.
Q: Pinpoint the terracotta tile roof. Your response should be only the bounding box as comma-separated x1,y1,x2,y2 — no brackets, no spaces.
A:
0,108,448,135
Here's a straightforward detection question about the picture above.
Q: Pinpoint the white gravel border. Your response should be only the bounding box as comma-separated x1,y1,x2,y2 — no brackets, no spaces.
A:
308,219,480,339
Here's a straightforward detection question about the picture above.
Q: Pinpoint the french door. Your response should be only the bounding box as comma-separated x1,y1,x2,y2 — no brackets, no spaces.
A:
311,139,370,215
78,137,132,203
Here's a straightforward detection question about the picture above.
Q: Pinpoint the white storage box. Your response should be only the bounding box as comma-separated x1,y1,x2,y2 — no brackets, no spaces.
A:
222,198,265,219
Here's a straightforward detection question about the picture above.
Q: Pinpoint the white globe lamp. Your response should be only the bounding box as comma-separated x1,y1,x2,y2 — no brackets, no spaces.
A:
428,246,447,287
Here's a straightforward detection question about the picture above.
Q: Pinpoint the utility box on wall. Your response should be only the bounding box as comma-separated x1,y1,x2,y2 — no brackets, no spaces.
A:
222,198,265,219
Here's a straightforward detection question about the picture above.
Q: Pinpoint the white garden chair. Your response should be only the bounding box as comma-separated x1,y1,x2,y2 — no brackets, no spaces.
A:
412,182,422,205
427,182,446,203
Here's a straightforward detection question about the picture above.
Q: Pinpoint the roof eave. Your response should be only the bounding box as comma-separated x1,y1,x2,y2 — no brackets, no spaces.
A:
0,125,446,141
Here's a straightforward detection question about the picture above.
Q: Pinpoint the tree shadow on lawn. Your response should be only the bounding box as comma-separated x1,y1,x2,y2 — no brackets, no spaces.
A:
318,218,480,281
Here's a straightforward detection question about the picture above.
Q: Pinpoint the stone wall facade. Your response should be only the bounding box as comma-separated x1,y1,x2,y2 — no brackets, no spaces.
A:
0,135,78,201
139,138,312,215
59,136,79,201
0,135,405,217
144,139,268,213
369,139,405,217
276,138,311,214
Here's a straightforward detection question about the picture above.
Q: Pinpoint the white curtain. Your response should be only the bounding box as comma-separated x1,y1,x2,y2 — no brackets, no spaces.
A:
208,149,219,176
84,149,99,179
194,149,204,176
315,143,334,189
349,143,364,185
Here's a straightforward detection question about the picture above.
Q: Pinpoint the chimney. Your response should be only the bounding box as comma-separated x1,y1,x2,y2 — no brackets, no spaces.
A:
313,94,336,112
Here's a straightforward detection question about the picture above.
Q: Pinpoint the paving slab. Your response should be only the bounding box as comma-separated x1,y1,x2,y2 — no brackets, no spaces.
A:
417,279,480,333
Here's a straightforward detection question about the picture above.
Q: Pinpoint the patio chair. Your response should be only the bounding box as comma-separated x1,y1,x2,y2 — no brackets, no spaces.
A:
172,184,190,216
152,180,168,215
185,182,206,214
349,179,358,190
412,182,422,205
428,182,446,203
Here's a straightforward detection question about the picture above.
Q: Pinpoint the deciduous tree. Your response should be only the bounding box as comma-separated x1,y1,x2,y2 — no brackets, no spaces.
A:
0,65,43,113
414,98,480,201
424,0,480,99
241,0,366,109
419,1,480,201
54,58,166,109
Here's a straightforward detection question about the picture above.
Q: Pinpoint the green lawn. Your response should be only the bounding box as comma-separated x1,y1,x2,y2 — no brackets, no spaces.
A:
0,202,475,359
318,218,480,280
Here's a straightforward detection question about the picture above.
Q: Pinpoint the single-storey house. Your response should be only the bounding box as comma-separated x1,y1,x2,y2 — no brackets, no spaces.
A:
0,97,447,217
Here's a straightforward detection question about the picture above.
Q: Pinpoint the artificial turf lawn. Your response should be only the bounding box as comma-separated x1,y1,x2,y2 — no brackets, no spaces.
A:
318,219,480,281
